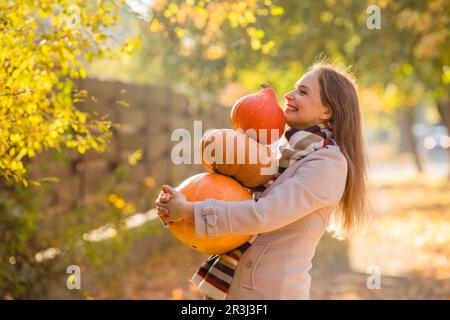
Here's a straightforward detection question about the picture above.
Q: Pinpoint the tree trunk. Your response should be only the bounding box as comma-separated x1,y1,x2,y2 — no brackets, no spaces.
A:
437,99,450,179
402,106,423,172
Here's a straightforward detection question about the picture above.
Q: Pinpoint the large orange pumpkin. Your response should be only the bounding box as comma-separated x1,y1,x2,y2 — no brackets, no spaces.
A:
168,172,252,255
201,129,276,187
230,84,285,144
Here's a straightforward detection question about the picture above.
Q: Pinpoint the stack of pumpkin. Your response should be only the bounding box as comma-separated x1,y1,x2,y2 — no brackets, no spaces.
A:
168,85,285,255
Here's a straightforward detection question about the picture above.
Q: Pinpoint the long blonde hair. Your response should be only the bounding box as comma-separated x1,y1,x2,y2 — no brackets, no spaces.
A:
310,61,368,237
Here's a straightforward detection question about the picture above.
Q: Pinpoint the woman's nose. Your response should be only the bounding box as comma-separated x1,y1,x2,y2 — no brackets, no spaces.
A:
284,92,293,101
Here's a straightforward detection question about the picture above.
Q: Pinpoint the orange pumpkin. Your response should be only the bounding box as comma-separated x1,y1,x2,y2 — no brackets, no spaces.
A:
168,172,252,255
201,129,276,188
230,84,285,144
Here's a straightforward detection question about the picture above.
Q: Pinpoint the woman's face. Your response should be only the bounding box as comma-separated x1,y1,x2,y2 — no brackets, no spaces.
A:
284,71,332,129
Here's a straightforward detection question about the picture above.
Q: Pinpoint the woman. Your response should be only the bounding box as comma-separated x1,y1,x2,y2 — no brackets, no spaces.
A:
156,61,367,300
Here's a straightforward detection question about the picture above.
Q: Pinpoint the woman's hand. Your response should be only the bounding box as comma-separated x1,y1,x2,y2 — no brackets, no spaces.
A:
155,185,194,225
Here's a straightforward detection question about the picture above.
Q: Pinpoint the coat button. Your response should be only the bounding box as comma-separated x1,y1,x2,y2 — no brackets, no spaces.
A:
245,261,253,269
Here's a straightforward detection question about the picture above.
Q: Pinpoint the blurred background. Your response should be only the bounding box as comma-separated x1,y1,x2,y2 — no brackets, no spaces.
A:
0,0,449,299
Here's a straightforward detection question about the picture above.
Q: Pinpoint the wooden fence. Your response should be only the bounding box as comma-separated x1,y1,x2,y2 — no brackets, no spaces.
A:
30,78,230,212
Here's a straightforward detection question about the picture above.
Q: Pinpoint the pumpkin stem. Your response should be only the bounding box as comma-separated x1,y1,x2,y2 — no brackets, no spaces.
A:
260,83,271,89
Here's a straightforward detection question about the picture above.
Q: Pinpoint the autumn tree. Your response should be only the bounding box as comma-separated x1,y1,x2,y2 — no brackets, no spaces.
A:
123,0,449,172
0,0,131,185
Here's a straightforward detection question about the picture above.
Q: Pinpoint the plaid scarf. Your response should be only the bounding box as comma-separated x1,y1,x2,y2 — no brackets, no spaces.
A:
251,121,335,200
191,121,335,300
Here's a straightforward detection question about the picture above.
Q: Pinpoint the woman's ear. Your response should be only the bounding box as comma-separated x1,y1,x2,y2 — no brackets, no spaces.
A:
320,106,333,121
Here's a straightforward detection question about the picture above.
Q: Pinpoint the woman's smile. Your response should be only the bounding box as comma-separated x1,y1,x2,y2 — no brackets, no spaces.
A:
284,103,298,113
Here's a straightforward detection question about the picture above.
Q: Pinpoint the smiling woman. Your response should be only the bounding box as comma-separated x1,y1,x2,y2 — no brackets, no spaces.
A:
284,70,333,130
156,61,367,300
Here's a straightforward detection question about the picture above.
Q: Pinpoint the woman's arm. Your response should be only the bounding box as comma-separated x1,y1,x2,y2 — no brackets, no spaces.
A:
193,148,348,237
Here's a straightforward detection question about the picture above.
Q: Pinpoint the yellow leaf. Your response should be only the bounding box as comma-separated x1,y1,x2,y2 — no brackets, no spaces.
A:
116,100,130,108
270,6,284,16
251,38,261,50
79,68,87,79
150,19,164,32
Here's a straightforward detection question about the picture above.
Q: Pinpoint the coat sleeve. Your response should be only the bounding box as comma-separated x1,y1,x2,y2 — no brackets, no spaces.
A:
193,148,348,237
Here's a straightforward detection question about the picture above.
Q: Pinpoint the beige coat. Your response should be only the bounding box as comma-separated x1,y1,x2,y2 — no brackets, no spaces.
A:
193,145,348,300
